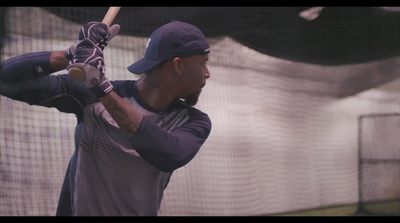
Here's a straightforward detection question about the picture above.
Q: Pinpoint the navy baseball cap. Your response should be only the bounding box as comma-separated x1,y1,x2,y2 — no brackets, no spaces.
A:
127,21,210,74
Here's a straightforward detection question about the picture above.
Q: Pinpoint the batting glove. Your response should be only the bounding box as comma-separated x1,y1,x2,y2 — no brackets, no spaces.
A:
68,40,113,97
65,22,120,60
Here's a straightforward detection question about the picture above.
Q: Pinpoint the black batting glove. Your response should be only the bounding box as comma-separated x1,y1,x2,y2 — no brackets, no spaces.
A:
65,21,120,60
68,40,113,97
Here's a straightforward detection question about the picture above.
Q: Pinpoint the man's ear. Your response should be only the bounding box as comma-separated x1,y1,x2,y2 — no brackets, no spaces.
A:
172,57,183,76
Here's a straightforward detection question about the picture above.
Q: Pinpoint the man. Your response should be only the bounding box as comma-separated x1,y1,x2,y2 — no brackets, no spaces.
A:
0,20,212,216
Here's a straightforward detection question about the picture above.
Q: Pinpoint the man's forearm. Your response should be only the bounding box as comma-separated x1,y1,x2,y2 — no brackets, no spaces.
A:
0,50,69,82
1,51,55,82
99,91,143,137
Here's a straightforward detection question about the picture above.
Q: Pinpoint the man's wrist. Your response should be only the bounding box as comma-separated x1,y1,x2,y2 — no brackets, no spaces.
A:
49,51,71,72
89,78,114,98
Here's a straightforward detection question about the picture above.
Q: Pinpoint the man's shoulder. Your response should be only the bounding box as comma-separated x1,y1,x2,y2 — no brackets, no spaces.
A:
110,79,136,98
180,102,211,130
173,99,208,117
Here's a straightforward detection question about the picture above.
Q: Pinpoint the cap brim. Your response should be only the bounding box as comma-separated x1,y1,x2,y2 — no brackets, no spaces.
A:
127,57,164,74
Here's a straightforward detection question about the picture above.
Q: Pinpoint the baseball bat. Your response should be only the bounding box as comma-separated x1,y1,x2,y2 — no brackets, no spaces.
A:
68,6,121,82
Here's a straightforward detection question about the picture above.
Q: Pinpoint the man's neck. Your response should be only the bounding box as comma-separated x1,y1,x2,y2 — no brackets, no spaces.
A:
136,76,179,111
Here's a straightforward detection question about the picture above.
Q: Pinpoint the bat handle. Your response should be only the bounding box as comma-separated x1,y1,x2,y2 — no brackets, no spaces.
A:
102,7,121,26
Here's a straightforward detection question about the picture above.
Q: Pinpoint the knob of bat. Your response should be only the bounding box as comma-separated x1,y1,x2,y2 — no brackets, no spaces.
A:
68,67,86,82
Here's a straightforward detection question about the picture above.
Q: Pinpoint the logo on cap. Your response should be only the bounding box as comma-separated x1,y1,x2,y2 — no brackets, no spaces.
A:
146,38,151,49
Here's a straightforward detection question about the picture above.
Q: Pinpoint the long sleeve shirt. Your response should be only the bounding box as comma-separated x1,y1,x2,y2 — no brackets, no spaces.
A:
0,51,212,216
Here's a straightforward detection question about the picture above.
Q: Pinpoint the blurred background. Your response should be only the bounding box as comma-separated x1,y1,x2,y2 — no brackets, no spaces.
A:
0,7,399,216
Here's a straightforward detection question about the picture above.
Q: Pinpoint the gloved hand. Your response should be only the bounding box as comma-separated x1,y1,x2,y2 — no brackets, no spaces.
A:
68,40,113,97
65,22,120,60
67,22,120,97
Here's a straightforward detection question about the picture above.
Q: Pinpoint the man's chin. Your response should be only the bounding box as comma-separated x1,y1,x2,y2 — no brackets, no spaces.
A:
185,89,201,106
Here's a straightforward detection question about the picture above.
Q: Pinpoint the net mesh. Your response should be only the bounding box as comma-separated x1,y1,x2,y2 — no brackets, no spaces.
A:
358,114,400,215
0,7,400,216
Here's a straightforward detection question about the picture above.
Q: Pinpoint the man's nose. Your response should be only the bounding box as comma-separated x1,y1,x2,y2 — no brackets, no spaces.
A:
204,66,210,79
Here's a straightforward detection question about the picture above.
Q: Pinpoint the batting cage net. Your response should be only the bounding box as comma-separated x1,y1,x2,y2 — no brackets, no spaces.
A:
357,114,400,216
0,7,400,216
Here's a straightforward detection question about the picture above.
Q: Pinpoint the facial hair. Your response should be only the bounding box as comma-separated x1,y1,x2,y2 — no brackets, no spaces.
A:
184,89,202,106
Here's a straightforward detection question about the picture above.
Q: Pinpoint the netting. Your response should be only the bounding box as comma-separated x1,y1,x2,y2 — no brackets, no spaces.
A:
1,7,400,216
357,114,400,215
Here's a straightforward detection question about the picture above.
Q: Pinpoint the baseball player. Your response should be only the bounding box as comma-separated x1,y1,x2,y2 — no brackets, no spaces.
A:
0,20,212,216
